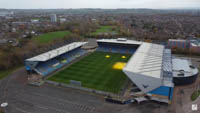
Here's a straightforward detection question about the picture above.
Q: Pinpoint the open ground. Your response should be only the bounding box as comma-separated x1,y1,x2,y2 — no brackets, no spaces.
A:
34,31,71,44
90,26,119,36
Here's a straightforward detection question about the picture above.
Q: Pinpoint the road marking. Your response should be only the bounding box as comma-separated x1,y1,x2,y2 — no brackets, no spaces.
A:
15,90,105,113
14,97,71,113
38,105,49,110
15,106,31,113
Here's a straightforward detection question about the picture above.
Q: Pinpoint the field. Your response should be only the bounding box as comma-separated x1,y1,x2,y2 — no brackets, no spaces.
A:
34,31,71,44
48,51,131,93
91,26,119,36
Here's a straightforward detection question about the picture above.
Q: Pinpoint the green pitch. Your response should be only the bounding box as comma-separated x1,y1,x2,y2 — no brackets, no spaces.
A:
48,51,131,93
91,26,119,36
34,31,71,44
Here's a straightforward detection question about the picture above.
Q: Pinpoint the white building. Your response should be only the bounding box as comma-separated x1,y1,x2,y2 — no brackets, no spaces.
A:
0,11,14,17
60,18,67,23
50,14,57,22
31,19,39,23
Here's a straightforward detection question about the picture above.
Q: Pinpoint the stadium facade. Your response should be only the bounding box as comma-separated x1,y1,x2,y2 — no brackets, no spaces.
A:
25,38,198,104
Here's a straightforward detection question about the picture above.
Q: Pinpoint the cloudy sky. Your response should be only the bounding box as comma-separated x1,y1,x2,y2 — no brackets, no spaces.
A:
0,0,200,9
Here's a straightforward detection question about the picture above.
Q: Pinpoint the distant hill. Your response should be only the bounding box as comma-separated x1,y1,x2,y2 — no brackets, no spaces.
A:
1,8,200,15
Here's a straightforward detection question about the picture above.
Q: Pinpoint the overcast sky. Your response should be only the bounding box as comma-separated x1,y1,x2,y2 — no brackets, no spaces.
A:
0,0,200,9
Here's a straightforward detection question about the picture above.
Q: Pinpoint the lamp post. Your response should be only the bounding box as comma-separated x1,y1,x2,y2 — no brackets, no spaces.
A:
1,102,8,113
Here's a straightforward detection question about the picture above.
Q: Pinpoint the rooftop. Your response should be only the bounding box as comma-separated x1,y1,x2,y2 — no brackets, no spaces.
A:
172,58,198,77
163,49,172,73
26,42,87,62
97,38,142,45
168,39,187,42
172,58,190,72
123,42,164,79
191,41,200,47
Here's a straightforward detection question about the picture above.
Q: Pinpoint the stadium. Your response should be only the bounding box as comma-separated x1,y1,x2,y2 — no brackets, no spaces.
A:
25,38,199,104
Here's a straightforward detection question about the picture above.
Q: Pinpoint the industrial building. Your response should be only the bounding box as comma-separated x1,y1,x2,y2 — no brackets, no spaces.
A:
167,38,200,53
167,39,190,49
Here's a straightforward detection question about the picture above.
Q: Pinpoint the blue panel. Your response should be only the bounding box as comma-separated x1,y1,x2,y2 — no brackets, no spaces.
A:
25,66,31,70
179,42,182,48
96,44,137,54
174,42,177,46
148,86,171,96
170,88,173,100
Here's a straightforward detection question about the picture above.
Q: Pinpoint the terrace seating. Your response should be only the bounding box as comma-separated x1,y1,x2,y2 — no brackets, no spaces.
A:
35,48,87,76
97,45,136,54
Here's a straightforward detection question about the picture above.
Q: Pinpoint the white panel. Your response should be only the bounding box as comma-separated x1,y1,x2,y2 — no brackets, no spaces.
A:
124,42,164,78
26,42,87,62
172,58,190,72
123,69,162,93
97,39,142,45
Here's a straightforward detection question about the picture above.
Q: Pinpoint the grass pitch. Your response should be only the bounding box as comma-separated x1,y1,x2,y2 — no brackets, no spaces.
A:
34,31,71,44
91,26,119,36
48,51,131,93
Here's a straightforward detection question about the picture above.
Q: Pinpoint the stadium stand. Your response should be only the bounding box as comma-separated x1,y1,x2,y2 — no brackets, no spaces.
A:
35,47,86,76
97,42,138,54
25,42,87,77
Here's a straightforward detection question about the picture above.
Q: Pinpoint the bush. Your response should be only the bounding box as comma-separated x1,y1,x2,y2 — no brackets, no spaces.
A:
191,90,200,101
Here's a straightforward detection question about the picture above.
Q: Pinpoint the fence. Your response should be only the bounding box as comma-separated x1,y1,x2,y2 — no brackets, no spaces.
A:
45,80,118,97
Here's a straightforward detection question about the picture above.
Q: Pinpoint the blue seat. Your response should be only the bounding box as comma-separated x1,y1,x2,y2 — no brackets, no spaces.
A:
35,48,87,76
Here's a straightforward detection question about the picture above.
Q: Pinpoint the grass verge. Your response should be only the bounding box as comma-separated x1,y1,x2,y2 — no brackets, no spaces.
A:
191,90,200,101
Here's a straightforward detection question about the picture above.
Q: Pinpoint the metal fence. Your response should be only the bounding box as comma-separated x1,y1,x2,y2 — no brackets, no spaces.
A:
45,80,118,97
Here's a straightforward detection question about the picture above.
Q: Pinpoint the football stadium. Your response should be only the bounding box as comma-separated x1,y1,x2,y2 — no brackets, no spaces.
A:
25,38,199,104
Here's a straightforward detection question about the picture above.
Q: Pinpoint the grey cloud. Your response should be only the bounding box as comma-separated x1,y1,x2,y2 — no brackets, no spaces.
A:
0,0,199,9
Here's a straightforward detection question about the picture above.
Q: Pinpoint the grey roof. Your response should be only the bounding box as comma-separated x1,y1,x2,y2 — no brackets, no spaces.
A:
26,42,87,62
163,49,172,73
172,58,190,72
0,39,7,44
172,58,199,77
123,42,164,79
97,38,142,45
